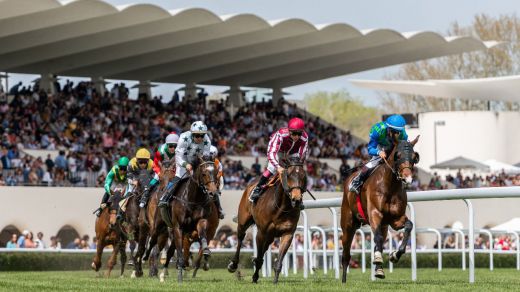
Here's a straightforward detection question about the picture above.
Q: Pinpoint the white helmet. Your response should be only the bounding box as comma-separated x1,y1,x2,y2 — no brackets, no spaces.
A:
209,145,218,158
165,133,179,144
190,121,208,134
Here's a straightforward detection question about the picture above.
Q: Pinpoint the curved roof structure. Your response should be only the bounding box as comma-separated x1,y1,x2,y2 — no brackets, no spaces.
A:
350,75,520,102
0,0,497,88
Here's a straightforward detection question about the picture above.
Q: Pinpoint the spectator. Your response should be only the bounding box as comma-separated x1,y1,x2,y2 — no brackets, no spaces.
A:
6,234,18,248
17,230,28,248
49,236,61,249
35,232,46,249
24,232,36,248
65,237,81,249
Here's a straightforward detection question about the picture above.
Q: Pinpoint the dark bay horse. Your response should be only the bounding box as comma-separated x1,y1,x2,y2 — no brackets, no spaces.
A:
228,157,307,284
341,136,420,282
182,189,220,278
133,164,174,278
152,156,219,283
91,182,139,277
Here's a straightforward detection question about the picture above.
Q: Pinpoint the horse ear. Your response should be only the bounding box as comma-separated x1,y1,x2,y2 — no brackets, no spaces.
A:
413,152,420,164
410,135,420,146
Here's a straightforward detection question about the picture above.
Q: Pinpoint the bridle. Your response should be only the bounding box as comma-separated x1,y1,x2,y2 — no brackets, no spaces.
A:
190,160,218,199
280,160,307,197
382,141,416,183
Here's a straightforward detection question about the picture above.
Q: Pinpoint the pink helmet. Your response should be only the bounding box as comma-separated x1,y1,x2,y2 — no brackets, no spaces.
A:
288,117,305,131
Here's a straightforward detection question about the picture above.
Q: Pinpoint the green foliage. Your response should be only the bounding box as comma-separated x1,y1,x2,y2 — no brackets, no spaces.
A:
304,90,380,138
383,14,520,113
1,251,517,271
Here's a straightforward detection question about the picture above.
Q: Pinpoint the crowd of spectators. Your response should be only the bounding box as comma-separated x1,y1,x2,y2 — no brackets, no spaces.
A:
4,230,95,250
0,79,359,189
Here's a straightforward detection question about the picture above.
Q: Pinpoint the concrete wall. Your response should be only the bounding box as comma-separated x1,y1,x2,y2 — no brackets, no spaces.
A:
1,187,519,247
407,111,520,172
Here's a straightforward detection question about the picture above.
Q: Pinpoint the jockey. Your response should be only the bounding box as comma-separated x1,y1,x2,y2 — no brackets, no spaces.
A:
93,156,129,217
209,145,225,219
158,121,212,208
117,148,157,219
349,114,408,194
140,132,179,208
248,117,308,203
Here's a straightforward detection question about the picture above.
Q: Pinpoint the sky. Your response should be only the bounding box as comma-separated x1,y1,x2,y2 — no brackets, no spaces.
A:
4,0,520,106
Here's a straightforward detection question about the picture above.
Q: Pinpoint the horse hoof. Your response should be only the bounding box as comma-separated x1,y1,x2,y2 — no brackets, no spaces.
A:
389,251,399,263
373,251,383,264
227,261,237,273
91,262,97,271
120,275,125,279
203,262,209,271
375,268,385,279
159,273,165,283
131,271,136,279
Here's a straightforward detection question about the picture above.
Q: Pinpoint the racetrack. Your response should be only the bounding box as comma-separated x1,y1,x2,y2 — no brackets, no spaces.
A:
1,269,519,291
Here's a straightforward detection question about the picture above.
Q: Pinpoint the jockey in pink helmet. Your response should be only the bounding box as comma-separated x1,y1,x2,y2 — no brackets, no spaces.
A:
249,117,308,203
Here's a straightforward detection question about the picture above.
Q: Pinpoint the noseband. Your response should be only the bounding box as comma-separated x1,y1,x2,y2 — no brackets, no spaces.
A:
384,142,415,182
280,162,307,196
191,161,218,198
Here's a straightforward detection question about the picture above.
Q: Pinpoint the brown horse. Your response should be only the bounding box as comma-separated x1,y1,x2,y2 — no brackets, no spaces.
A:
182,188,220,278
340,137,419,282
91,183,136,277
154,156,219,283
130,164,173,278
228,157,307,284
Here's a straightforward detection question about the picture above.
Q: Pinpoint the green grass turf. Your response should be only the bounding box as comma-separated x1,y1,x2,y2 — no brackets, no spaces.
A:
0,268,519,291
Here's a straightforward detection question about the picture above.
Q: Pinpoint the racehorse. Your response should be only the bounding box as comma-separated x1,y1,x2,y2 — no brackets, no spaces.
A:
91,183,135,277
228,157,307,284
182,187,220,278
340,136,419,282
134,161,175,279
153,155,219,283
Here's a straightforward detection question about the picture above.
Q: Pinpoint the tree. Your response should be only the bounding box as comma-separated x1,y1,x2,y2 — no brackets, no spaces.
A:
304,90,380,138
381,14,520,113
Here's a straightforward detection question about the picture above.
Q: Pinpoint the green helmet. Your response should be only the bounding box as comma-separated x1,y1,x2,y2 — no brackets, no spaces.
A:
118,156,130,168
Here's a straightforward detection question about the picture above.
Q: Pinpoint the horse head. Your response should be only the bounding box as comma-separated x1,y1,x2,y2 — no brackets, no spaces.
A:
391,135,420,185
159,160,176,188
194,155,219,198
281,157,307,203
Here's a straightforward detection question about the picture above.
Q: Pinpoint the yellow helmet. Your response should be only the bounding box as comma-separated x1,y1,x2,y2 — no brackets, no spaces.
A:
136,148,151,160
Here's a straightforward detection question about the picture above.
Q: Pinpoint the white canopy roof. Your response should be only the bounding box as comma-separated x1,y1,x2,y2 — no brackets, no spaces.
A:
492,218,520,232
0,0,497,88
483,159,520,174
350,75,520,102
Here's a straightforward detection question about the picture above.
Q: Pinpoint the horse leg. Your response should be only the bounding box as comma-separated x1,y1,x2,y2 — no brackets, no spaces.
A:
132,225,148,278
119,240,127,277
182,234,192,271
196,219,211,267
171,226,185,283
389,216,413,263
228,211,254,274
106,243,119,278
91,236,104,272
341,206,359,283
252,232,268,284
157,232,170,282
369,210,385,279
192,246,204,278
273,232,293,284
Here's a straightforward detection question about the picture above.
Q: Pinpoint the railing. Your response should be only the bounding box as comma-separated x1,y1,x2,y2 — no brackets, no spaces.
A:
300,186,520,283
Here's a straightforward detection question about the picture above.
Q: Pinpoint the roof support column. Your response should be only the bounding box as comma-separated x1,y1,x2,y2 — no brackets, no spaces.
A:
184,82,198,100
227,85,245,107
272,87,284,106
133,80,154,99
39,73,57,95
90,76,108,96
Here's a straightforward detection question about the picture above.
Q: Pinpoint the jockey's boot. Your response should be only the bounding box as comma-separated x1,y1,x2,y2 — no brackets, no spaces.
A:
248,175,269,204
349,166,370,194
139,184,156,209
158,176,181,209
93,192,110,217
214,193,225,219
